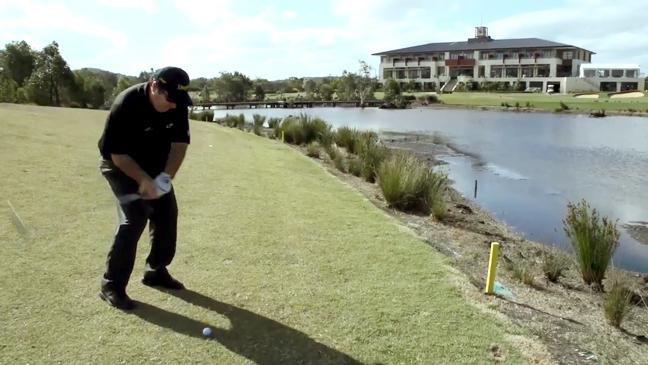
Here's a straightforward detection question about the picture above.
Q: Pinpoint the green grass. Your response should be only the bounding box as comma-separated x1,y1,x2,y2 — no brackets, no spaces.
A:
0,103,526,364
438,92,648,112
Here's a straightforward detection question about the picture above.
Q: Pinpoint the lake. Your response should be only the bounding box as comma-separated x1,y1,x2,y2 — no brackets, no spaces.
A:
211,107,648,273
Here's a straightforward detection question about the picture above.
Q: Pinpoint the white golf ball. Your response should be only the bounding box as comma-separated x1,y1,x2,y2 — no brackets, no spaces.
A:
202,327,212,337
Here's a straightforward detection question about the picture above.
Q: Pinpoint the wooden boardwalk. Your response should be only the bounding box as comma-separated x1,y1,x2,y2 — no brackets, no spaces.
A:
192,100,383,110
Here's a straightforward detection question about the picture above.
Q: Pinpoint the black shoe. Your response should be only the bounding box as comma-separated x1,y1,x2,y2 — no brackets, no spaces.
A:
99,287,135,310
142,270,185,290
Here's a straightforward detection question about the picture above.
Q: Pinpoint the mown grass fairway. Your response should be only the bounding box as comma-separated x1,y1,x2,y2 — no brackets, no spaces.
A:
0,104,526,364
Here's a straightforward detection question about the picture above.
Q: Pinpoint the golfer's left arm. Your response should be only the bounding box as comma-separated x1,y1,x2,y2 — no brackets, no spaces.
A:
164,142,188,179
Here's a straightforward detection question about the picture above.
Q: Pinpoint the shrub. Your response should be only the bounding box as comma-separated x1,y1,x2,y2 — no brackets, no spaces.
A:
348,158,362,177
542,249,570,283
559,101,570,110
426,94,439,104
604,278,633,328
377,152,447,216
306,142,320,158
563,200,620,291
333,154,346,172
252,114,266,136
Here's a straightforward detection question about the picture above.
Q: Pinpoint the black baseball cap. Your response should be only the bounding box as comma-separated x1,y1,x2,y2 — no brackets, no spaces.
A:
154,66,193,106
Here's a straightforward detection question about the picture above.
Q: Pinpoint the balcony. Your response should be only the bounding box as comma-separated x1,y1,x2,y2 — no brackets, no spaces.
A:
445,59,476,67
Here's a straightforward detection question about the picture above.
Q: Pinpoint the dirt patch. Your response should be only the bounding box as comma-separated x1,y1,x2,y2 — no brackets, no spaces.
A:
292,135,648,365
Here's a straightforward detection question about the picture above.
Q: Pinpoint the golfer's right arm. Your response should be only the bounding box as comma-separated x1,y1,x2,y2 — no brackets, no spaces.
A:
111,154,157,199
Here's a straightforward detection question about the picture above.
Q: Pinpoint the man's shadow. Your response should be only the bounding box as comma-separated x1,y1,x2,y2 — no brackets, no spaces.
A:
131,289,363,365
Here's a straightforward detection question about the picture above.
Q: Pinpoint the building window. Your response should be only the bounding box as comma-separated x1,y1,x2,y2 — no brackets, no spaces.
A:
408,69,419,79
625,70,638,78
397,70,406,79
383,69,393,79
583,69,595,77
621,82,638,91
536,65,550,77
611,69,624,78
521,66,533,78
437,66,446,76
421,67,431,79
490,66,503,78
506,67,519,78
562,51,573,60
597,69,610,77
542,50,553,58
478,66,485,77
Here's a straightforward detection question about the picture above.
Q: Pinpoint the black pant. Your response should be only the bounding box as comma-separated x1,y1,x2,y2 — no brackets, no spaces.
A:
100,159,178,292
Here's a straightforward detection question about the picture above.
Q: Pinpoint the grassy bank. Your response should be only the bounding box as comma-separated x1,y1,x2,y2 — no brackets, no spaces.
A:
0,104,527,364
436,92,648,113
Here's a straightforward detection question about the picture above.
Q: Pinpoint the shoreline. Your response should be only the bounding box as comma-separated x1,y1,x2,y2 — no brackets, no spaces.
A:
412,101,648,118
380,131,648,253
291,134,648,364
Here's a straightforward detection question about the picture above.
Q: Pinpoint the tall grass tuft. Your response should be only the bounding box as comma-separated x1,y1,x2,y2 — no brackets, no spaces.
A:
333,154,346,172
348,158,362,177
335,127,360,154
276,114,332,145
356,133,390,183
377,152,447,217
236,113,245,130
563,200,619,291
252,114,266,136
542,248,570,283
325,144,338,160
306,142,320,158
268,117,281,129
604,275,633,328
512,264,535,286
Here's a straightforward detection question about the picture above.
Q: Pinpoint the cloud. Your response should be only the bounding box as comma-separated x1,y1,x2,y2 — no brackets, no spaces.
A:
172,0,235,27
96,0,158,14
487,0,648,67
281,10,297,19
0,1,127,50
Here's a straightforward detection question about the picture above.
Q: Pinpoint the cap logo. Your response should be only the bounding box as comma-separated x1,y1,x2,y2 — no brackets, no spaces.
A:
159,77,168,84
177,84,189,91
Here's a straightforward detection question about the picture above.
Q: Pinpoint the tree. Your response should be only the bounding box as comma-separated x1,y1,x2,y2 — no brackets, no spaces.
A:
200,85,211,103
254,84,265,101
213,71,253,102
355,60,376,106
303,79,317,99
110,75,137,101
0,73,18,102
2,41,36,87
25,41,74,106
383,79,401,102
338,71,356,100
86,79,106,108
319,84,334,101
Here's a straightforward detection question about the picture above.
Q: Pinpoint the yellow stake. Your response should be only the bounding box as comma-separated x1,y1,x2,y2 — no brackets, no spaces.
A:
485,242,500,294
281,130,284,143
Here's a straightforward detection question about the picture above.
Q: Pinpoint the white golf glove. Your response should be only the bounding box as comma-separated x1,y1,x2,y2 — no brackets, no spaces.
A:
154,172,172,198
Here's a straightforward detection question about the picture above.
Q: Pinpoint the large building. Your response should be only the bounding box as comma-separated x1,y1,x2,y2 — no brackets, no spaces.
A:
372,27,643,94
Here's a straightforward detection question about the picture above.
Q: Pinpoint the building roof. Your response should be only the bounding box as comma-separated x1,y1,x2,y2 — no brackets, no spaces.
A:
372,38,594,55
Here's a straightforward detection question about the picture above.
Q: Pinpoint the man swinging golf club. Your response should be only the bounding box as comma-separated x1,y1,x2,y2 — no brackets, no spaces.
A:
97,67,192,310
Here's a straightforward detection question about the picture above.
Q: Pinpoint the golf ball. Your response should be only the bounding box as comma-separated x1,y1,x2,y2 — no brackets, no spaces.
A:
202,327,212,337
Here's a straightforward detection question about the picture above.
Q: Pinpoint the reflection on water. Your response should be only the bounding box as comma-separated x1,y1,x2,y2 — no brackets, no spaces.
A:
211,107,648,272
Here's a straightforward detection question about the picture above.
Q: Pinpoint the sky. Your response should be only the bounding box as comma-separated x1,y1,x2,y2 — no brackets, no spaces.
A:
1,0,647,80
